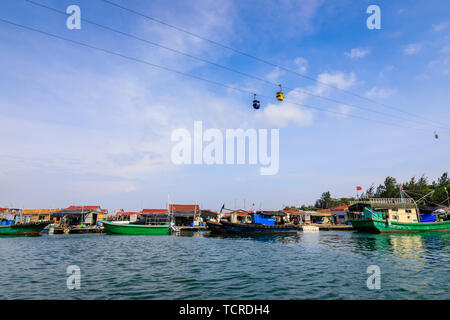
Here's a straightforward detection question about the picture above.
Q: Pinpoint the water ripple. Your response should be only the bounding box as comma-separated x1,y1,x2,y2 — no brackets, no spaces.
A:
0,232,449,299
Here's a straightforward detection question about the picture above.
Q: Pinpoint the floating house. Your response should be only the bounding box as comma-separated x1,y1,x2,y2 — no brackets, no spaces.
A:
20,209,54,223
200,209,219,221
52,205,106,228
1,208,53,225
283,210,307,224
311,209,332,224
331,205,350,224
139,205,209,228
0,208,17,225
169,204,202,227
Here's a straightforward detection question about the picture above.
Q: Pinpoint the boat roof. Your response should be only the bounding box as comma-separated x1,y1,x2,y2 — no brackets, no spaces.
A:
349,199,416,211
141,212,169,218
254,211,287,217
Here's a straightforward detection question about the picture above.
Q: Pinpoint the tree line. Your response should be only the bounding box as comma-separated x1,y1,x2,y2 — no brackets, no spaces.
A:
284,172,450,211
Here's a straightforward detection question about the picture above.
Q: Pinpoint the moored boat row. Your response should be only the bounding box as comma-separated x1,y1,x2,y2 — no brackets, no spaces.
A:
1,198,449,236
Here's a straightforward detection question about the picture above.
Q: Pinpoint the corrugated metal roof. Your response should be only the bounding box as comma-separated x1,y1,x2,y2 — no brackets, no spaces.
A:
169,204,200,212
141,209,168,214
67,205,101,210
331,205,349,211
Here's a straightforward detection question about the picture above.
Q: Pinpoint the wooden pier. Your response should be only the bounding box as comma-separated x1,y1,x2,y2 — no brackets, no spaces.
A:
53,226,104,234
311,224,354,231
176,226,208,232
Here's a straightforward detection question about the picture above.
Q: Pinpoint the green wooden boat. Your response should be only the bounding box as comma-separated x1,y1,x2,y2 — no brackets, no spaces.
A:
0,221,51,236
349,200,450,233
351,217,450,233
102,221,170,235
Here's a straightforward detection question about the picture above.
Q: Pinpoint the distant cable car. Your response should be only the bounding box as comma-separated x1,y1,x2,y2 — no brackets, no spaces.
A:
276,84,284,101
434,132,439,139
252,94,260,109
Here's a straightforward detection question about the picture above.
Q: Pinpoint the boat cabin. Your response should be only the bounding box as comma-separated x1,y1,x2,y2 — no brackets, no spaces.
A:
348,198,419,223
222,210,250,223
134,213,170,225
251,211,289,225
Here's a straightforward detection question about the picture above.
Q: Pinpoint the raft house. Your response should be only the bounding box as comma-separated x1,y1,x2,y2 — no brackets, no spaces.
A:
330,205,351,225
51,205,107,234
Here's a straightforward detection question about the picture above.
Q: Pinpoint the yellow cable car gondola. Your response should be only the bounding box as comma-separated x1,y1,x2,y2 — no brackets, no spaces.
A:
252,94,260,109
434,132,439,139
276,84,284,101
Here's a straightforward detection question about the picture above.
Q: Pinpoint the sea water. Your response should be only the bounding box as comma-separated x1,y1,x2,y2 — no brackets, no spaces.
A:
0,231,448,299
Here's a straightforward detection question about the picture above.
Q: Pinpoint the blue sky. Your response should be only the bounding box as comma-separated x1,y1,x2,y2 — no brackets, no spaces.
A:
0,0,449,211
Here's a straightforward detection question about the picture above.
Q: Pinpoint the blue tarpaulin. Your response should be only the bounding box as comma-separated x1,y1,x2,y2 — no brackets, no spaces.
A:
420,213,437,223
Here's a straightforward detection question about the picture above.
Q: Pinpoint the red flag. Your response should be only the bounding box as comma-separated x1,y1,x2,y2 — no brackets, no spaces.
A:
356,186,362,191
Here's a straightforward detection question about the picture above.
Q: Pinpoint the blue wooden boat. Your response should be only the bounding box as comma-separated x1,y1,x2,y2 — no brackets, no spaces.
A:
219,211,298,234
206,220,227,233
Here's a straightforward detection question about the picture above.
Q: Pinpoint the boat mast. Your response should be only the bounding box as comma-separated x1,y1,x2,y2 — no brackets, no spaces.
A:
168,194,173,224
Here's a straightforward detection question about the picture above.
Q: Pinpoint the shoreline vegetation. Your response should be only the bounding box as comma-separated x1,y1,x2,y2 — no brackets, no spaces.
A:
284,172,450,211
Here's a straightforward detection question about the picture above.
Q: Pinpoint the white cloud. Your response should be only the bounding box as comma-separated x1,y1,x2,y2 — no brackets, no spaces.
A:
293,57,308,74
403,43,423,55
315,71,357,94
136,0,238,72
255,102,313,128
433,21,450,32
254,70,357,127
337,105,352,118
365,87,396,99
266,67,284,83
428,57,450,75
254,87,314,127
345,48,370,59
440,45,450,54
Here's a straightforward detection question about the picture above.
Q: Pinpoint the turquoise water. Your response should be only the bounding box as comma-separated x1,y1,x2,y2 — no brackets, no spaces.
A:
0,231,449,299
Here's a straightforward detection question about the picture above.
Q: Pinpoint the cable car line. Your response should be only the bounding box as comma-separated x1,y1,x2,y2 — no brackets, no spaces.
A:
0,18,434,134
23,0,450,131
100,0,450,131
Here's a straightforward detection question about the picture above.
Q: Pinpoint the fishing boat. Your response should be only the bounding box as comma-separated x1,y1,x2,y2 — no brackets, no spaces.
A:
206,208,250,233
219,211,298,234
349,198,450,233
206,220,227,233
0,221,51,236
103,213,170,235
